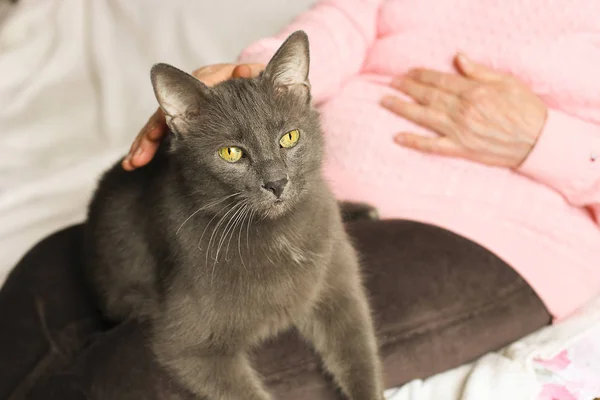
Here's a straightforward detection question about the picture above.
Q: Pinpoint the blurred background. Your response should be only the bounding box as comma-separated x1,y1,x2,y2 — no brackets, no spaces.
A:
0,0,316,283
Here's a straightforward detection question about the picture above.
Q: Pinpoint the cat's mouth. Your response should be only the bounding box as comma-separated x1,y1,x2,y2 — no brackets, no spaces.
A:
261,197,291,219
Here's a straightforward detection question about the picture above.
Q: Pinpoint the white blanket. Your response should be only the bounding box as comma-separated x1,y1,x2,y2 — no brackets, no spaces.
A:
1,1,598,399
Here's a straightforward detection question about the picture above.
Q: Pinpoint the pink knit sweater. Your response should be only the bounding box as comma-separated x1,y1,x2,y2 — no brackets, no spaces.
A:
238,0,600,320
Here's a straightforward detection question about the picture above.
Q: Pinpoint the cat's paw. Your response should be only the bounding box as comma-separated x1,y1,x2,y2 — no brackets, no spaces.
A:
339,201,379,223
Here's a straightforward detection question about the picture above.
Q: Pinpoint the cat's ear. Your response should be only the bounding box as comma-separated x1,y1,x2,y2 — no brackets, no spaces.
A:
150,63,209,134
263,30,311,99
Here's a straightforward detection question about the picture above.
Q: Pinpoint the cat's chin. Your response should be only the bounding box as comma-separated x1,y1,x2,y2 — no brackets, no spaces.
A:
261,199,293,220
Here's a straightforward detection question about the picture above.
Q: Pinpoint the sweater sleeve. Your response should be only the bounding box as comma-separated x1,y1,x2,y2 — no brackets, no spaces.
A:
237,0,384,104
518,108,600,224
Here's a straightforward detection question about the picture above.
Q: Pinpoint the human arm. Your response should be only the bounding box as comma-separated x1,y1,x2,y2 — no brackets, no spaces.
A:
518,110,600,222
237,0,384,105
381,54,600,224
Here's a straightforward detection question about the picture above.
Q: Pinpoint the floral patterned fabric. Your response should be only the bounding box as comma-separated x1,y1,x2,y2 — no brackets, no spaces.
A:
535,325,600,400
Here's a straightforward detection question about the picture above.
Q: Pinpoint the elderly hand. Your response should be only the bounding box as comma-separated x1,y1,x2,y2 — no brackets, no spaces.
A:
122,63,265,171
381,54,548,168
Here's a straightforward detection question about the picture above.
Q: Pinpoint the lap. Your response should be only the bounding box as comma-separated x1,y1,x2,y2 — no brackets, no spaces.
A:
0,221,550,400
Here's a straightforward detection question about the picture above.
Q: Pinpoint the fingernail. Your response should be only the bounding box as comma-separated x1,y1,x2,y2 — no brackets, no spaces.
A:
457,53,469,65
135,147,143,156
381,96,395,108
394,134,406,143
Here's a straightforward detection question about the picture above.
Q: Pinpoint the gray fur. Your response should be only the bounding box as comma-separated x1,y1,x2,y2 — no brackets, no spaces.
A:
84,31,384,400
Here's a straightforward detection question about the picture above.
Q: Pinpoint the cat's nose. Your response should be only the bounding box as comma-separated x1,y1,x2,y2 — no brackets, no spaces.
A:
262,177,288,199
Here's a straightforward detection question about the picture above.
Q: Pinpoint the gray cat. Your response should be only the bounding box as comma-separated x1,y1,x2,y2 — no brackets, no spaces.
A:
84,31,384,400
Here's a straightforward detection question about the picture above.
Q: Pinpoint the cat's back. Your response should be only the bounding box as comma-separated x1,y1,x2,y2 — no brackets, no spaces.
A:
83,147,171,320
86,143,170,232
87,159,150,236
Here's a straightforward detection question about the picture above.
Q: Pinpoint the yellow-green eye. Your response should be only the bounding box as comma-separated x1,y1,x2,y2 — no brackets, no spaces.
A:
280,129,300,148
218,146,243,163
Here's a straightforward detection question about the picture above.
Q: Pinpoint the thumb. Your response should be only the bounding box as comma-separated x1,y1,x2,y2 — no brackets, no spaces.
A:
456,53,505,82
232,63,265,79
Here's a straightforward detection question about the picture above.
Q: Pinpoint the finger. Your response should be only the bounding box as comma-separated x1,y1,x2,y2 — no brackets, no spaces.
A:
381,97,454,137
232,63,265,79
403,68,473,94
391,77,456,111
122,135,145,171
121,152,137,171
394,133,466,157
192,63,227,77
455,53,507,83
128,140,159,169
122,127,149,170
122,133,162,170
122,109,167,170
144,109,167,141
130,124,167,166
232,64,251,78
193,64,238,86
193,63,265,86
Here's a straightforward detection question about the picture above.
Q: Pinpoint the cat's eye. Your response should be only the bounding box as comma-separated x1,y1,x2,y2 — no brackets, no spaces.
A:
280,129,300,148
218,146,244,163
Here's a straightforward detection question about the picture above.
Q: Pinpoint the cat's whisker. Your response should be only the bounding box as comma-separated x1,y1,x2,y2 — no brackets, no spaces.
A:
201,193,243,215
231,206,251,270
259,208,271,222
208,201,244,262
209,202,245,287
197,198,239,251
224,210,241,262
176,207,204,236
245,209,255,252
223,202,248,262
205,202,239,263
216,202,247,262
235,206,251,271
264,251,277,267
178,192,241,237
215,208,238,261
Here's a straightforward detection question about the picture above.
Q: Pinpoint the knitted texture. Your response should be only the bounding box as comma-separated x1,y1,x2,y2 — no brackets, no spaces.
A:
238,0,600,320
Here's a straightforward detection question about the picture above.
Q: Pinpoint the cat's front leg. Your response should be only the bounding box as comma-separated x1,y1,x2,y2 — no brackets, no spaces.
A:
153,345,271,400
151,312,271,399
296,241,384,400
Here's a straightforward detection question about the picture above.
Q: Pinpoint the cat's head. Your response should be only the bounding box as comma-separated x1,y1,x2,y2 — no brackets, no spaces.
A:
150,31,323,220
